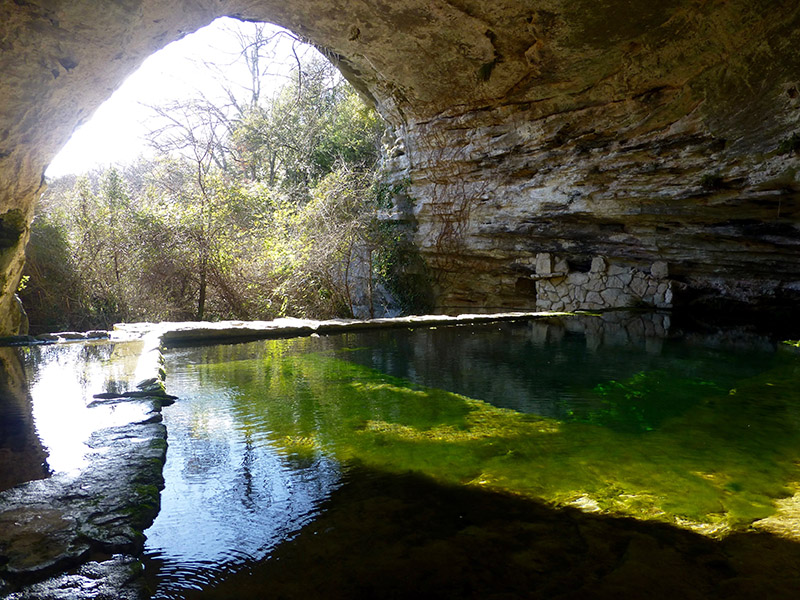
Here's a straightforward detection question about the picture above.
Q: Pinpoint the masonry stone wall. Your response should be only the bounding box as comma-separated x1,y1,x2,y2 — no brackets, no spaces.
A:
532,253,672,312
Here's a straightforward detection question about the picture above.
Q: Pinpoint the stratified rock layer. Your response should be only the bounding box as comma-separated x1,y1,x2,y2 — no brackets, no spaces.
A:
2,1,800,330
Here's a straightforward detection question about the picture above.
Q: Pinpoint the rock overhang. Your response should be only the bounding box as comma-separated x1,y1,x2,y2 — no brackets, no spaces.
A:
1,0,800,332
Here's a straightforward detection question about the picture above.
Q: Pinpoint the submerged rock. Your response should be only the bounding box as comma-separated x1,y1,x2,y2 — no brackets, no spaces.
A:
0,418,166,596
5,554,147,600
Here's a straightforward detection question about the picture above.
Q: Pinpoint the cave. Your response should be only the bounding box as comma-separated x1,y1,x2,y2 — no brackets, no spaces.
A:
1,0,800,333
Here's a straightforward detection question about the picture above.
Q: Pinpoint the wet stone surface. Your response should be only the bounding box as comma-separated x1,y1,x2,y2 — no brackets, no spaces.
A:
0,336,170,599
0,411,167,598
5,555,148,600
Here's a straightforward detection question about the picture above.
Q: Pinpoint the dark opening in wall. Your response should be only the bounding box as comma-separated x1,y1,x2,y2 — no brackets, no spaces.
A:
0,210,25,250
514,277,536,298
567,257,591,273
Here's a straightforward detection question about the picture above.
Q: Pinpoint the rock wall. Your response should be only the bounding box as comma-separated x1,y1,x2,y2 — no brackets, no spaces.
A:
2,1,800,332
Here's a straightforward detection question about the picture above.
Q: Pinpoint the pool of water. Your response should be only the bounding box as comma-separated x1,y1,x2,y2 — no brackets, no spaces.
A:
143,314,800,598
0,341,144,490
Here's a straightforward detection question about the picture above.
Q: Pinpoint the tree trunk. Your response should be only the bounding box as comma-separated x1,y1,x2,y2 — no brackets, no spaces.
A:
197,255,207,320
368,247,374,319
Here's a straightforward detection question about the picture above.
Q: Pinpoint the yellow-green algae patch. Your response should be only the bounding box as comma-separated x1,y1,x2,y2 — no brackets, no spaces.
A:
189,338,800,538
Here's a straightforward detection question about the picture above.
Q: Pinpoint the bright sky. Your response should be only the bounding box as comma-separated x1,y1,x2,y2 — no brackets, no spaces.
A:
46,17,313,179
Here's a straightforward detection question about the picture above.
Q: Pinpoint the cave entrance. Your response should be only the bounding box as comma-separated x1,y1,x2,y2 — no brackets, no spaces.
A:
46,17,316,178
24,17,394,333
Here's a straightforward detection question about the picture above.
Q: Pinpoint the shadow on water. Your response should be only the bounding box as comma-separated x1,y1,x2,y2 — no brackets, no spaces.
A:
146,314,800,598
171,465,800,600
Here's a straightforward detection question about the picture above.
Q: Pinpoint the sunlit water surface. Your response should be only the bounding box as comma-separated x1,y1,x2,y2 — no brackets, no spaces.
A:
143,316,800,598
0,341,143,488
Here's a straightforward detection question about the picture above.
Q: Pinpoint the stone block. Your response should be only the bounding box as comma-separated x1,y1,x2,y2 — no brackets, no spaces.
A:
586,291,603,305
569,272,589,286
535,253,553,275
630,274,649,297
651,261,669,279
601,288,624,306
617,272,633,286
587,276,604,292
607,275,624,289
607,264,629,276
590,256,608,274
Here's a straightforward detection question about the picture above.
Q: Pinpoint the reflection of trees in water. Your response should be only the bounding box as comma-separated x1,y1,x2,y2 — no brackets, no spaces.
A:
145,365,342,597
0,347,49,491
21,342,139,397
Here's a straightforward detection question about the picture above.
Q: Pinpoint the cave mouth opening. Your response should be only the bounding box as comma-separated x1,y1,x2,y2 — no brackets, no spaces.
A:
25,15,396,334
45,16,319,180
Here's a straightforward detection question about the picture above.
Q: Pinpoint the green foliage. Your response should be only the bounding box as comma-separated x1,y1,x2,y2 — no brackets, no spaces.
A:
373,220,433,314
20,216,85,332
231,58,382,193
27,37,425,331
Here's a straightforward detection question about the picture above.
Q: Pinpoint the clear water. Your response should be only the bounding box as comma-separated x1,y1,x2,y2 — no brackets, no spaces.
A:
143,315,800,599
0,341,144,490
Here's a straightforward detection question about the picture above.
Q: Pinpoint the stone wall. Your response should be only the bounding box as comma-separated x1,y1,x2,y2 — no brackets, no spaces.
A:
531,254,672,312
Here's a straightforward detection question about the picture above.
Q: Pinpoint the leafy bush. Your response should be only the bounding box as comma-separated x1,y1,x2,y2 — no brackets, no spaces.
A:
25,44,424,330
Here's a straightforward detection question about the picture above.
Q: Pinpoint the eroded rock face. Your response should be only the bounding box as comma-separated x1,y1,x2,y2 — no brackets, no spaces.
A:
2,1,800,331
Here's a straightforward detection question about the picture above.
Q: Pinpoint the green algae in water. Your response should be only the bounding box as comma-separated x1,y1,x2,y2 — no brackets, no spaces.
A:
180,332,800,535
572,369,728,433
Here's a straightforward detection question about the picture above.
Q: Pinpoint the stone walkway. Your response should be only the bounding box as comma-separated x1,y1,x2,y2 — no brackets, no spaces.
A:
0,335,171,599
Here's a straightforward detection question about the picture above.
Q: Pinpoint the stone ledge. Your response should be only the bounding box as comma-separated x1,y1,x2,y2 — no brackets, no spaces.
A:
114,312,568,346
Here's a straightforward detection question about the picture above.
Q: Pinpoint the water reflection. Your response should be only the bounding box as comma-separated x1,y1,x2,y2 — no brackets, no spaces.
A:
0,348,49,491
325,314,777,424
145,366,341,599
147,316,800,597
19,341,143,474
